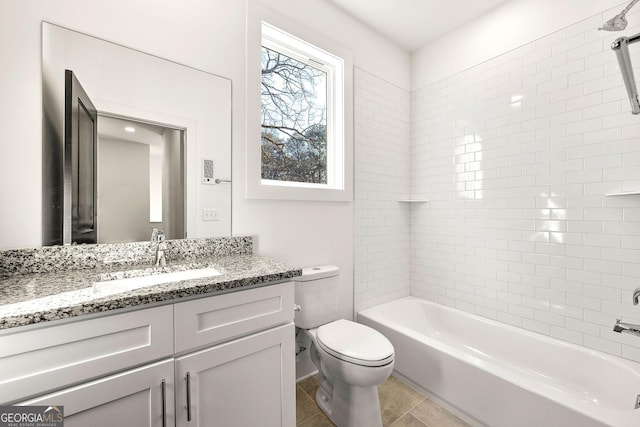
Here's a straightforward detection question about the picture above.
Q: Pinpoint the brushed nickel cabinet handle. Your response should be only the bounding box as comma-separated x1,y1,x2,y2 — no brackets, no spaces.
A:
186,372,192,422
161,379,167,427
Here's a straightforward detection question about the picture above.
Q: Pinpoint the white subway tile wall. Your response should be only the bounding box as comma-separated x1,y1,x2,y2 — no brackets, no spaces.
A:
354,67,411,313
411,9,640,362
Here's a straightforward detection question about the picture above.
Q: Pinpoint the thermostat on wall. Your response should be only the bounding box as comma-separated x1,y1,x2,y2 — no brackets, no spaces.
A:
202,159,214,184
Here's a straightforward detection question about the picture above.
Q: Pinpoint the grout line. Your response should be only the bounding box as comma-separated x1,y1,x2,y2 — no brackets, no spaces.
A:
297,414,321,426
384,374,431,427
299,386,317,404
300,412,336,427
388,412,429,427
296,383,323,426
387,395,427,427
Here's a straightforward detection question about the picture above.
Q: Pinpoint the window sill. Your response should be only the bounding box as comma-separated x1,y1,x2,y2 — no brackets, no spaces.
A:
246,180,352,202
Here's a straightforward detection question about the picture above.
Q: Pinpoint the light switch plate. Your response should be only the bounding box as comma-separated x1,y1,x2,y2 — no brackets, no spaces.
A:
202,208,219,221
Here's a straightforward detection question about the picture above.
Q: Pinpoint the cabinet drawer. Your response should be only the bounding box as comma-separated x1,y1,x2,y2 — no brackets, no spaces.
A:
0,305,173,404
19,359,174,427
174,281,294,353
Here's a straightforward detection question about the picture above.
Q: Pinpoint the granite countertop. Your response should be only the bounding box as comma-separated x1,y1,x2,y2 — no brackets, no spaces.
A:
0,253,301,330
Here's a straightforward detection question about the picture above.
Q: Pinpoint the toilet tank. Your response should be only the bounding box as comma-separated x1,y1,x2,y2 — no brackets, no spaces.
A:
294,265,340,329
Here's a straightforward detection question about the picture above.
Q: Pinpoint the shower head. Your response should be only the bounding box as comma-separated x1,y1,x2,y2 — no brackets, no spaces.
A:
599,0,640,31
599,12,629,31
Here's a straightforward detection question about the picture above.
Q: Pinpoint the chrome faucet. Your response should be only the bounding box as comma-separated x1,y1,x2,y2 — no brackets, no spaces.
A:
151,228,167,267
613,288,640,337
613,319,640,337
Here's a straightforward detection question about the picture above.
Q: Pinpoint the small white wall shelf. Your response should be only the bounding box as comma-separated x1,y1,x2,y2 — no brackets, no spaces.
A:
604,191,640,196
398,199,429,203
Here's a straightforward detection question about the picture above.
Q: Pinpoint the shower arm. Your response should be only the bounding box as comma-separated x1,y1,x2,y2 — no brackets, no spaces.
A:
622,0,640,16
612,33,640,114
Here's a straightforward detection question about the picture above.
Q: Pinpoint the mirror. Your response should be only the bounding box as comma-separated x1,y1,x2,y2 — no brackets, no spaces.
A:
42,22,231,245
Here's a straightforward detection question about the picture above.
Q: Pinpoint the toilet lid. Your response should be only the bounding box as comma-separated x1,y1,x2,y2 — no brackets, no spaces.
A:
316,319,394,367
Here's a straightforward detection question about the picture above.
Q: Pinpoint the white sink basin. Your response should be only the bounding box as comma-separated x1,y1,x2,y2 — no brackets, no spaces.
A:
93,267,221,294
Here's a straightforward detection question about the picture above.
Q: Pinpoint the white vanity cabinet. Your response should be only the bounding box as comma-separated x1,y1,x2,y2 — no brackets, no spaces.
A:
2,281,296,427
20,359,174,427
173,281,296,427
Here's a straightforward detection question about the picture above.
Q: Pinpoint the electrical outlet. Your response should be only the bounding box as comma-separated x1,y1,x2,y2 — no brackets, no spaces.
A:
202,208,220,221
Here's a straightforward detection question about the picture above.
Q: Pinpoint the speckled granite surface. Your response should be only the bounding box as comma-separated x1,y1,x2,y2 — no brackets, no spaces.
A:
0,236,253,278
0,237,301,330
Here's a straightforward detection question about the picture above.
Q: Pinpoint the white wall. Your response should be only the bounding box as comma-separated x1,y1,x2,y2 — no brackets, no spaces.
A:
98,138,150,242
162,128,185,240
354,68,411,313
412,0,626,89
411,4,640,363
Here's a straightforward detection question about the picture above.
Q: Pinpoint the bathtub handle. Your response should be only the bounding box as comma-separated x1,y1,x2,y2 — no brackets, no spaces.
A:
294,304,301,312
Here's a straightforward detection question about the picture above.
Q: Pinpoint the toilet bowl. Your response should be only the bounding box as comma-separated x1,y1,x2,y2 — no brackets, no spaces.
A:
294,266,394,427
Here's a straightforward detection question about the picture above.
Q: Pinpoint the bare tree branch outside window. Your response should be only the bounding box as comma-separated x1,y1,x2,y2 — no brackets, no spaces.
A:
261,46,328,184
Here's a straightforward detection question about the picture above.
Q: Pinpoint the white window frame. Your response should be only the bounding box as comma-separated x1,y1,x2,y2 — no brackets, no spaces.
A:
246,5,353,202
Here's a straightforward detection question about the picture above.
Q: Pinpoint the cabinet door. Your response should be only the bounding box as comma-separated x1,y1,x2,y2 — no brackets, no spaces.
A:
19,359,174,427
175,323,295,427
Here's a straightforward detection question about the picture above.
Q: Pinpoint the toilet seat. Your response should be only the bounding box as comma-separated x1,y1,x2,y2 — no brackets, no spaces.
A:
316,319,394,367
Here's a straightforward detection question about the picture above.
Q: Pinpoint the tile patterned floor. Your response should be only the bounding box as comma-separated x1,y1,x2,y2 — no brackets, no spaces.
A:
296,374,471,427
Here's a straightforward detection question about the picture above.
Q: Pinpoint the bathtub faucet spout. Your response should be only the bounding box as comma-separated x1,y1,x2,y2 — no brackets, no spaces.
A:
613,319,640,337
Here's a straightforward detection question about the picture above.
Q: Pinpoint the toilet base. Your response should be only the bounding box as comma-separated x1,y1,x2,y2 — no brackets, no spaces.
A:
315,377,383,427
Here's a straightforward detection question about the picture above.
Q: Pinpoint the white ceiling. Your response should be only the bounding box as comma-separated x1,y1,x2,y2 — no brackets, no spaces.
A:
326,0,512,52
99,115,166,145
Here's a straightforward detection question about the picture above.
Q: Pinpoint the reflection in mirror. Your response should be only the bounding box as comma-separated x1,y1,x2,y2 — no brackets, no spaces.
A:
97,115,185,243
42,22,232,246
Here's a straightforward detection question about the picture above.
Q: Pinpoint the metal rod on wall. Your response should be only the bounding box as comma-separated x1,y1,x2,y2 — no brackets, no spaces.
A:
612,33,640,114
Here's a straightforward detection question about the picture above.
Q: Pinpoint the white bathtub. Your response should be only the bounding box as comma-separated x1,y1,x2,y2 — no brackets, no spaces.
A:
358,297,640,427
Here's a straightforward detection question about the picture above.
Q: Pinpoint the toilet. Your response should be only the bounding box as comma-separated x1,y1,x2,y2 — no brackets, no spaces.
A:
294,265,394,427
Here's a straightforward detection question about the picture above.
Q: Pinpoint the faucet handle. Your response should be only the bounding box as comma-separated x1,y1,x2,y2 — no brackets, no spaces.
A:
157,230,165,243
614,319,624,333
151,227,159,243
633,287,640,305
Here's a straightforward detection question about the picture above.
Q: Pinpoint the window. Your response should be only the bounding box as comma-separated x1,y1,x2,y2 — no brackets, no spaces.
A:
246,13,352,201
261,45,327,185
261,23,344,190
